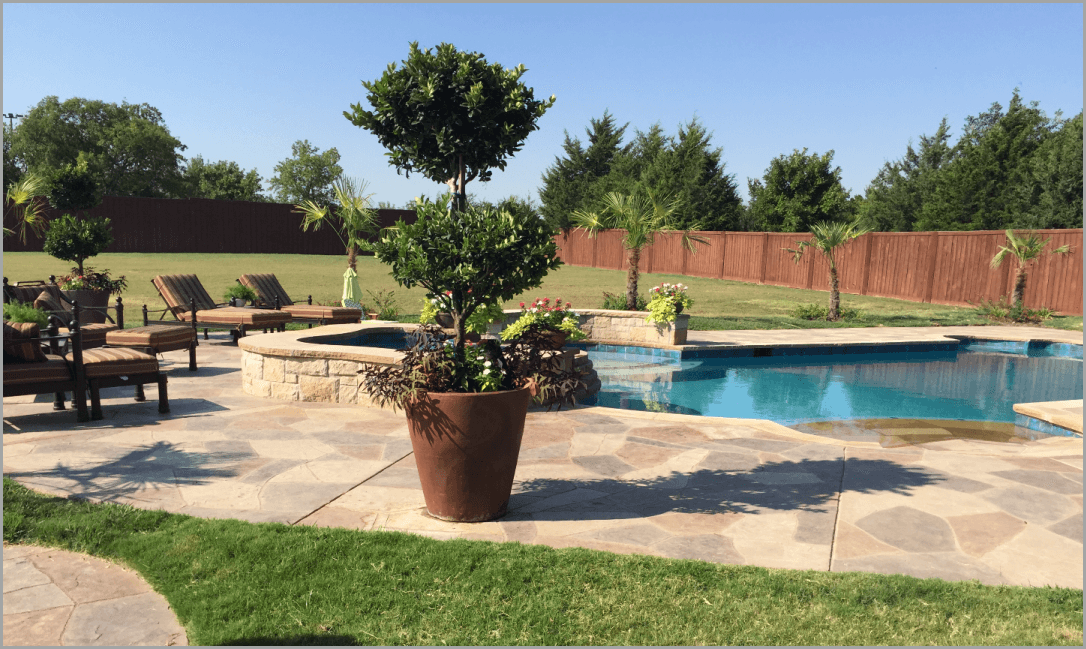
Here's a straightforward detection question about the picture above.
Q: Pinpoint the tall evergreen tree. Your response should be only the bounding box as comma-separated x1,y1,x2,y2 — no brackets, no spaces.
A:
1022,112,1082,229
917,90,1058,231
858,118,954,231
539,110,629,233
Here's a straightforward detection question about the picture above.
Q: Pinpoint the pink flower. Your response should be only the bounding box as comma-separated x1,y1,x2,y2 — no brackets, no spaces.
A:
519,302,526,308
566,302,572,309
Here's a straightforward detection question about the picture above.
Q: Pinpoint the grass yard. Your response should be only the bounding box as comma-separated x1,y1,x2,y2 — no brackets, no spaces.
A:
4,478,1081,646
3,252,1081,331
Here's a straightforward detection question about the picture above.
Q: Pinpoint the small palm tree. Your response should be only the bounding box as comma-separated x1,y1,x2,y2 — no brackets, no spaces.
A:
293,176,378,270
991,230,1072,307
4,172,49,244
785,221,869,321
571,189,705,310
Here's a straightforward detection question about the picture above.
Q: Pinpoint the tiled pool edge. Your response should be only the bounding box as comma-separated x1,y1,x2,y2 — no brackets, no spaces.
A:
1014,400,1084,438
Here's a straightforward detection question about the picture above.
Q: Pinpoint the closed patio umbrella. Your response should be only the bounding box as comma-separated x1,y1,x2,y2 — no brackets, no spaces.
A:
342,267,363,309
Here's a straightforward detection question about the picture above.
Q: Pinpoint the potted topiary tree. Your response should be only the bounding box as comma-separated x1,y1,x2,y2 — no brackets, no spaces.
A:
42,160,118,323
360,197,581,522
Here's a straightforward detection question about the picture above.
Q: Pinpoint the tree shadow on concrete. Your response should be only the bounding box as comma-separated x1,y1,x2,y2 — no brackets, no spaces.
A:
509,457,943,519
5,440,259,503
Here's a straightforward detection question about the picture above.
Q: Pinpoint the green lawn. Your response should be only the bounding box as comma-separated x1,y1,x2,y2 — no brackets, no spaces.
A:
3,252,1081,331
4,478,1081,646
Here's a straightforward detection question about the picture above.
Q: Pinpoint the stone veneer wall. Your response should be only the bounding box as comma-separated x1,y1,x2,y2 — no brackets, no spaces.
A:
242,348,599,406
499,309,688,346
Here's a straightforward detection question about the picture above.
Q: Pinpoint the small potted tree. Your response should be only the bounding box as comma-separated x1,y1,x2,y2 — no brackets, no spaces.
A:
360,197,581,522
42,161,119,323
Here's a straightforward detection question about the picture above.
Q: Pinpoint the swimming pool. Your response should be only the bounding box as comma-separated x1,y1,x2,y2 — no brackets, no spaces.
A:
574,339,1083,427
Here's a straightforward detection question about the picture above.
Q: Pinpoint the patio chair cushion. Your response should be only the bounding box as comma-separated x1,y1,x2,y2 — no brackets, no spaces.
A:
4,282,58,307
152,274,219,315
66,347,160,379
3,355,71,385
57,323,119,349
238,274,295,306
281,304,362,322
175,307,291,327
33,290,70,314
3,322,48,363
106,325,196,354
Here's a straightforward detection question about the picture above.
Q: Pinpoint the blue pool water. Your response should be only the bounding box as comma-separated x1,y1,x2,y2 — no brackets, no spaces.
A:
576,340,1083,426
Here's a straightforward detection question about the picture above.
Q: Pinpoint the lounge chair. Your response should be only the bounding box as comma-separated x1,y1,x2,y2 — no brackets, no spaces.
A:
238,273,362,327
150,274,291,343
4,304,168,421
2,277,122,349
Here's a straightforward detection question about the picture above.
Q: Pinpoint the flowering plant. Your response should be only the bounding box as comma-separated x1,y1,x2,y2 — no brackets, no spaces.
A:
57,267,128,296
501,297,587,342
645,282,692,324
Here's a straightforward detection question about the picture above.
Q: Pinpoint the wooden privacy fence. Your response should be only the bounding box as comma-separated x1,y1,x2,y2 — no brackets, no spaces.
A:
553,229,1084,316
3,196,417,255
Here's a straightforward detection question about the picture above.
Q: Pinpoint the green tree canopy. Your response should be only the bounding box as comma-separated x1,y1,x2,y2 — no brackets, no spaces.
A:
182,156,267,201
747,148,851,232
268,140,343,206
1022,112,1082,230
345,41,555,211
7,96,187,198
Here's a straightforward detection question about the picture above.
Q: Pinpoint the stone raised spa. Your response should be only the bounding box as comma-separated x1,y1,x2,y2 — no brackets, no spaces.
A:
238,319,605,407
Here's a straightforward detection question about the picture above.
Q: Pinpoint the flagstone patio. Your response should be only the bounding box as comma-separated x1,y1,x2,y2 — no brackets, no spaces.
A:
3,328,1082,591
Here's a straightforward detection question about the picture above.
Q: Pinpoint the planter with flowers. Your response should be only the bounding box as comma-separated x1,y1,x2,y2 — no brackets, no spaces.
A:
645,282,693,325
57,268,127,325
501,297,587,350
360,196,581,522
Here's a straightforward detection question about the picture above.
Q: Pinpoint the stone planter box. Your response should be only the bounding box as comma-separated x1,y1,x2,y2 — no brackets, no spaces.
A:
498,308,689,347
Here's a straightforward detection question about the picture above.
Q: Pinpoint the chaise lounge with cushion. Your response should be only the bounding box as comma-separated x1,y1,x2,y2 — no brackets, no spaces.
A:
3,277,123,349
238,273,362,327
4,304,169,421
150,274,291,343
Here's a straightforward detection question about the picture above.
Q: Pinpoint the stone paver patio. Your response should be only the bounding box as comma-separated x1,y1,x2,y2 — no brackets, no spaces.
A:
4,326,1082,602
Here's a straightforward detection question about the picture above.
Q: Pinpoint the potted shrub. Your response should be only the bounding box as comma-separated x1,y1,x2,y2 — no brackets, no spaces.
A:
645,282,693,325
224,284,258,307
501,297,587,350
55,268,126,325
360,197,580,522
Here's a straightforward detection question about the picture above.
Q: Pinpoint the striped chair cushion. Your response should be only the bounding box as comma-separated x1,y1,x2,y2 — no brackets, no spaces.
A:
67,347,160,378
282,305,362,322
175,307,291,327
34,290,70,315
58,323,119,349
152,274,218,315
3,322,48,363
5,282,59,307
3,356,72,385
238,274,295,307
106,325,196,353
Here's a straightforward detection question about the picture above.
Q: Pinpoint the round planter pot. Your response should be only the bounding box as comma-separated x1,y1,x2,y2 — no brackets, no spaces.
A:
435,312,455,329
62,289,110,324
404,387,531,522
674,301,684,315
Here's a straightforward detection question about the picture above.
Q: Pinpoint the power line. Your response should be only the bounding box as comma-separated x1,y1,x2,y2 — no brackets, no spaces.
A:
3,113,25,130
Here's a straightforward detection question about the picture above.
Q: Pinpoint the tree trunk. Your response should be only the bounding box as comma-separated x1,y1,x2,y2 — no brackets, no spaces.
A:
828,266,840,321
1011,266,1028,307
626,247,641,310
347,245,357,271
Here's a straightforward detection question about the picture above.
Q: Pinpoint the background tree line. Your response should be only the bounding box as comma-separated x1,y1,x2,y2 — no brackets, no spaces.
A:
4,96,346,206
540,90,1082,233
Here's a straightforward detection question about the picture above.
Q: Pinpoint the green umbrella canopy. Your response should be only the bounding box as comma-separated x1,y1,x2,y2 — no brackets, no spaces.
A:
342,267,363,308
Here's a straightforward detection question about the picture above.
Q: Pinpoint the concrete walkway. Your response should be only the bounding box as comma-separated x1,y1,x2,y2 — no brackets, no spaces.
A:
3,325,1082,644
3,544,186,646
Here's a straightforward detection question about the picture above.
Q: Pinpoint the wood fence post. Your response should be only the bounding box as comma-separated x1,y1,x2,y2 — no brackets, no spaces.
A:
859,233,874,296
718,232,728,279
759,232,770,284
922,232,940,304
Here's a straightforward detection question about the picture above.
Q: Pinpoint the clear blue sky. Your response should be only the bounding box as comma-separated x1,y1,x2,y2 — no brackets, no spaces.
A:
3,3,1082,206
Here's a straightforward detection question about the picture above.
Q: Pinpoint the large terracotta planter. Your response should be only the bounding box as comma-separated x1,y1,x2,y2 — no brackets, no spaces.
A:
404,387,531,522
62,289,110,324
540,330,568,350
435,312,454,328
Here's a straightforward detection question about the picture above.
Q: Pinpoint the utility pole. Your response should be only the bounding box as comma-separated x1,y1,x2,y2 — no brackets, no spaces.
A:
3,113,24,131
